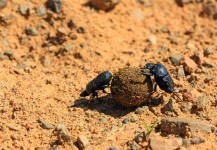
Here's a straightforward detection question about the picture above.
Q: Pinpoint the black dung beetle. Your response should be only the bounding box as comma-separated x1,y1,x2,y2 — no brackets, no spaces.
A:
80,71,113,98
142,63,180,99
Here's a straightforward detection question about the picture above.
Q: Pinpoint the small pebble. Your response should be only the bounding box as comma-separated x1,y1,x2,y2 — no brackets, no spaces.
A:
190,137,205,144
178,65,185,78
47,0,62,13
38,117,55,129
147,35,157,44
204,75,214,83
77,135,90,150
26,27,39,36
0,0,7,9
169,54,183,66
37,4,47,16
130,116,137,123
204,47,213,57
122,118,129,124
135,106,148,115
77,26,86,33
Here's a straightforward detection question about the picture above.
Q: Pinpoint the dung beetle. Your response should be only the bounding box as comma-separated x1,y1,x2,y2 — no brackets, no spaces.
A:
142,63,180,99
80,71,112,98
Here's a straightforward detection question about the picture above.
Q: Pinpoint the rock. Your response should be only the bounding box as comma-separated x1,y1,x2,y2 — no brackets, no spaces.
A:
2,39,9,46
40,55,51,66
77,26,86,34
57,27,66,36
160,118,215,137
77,135,90,150
162,98,175,112
147,35,157,44
122,118,129,124
0,0,7,9
191,51,204,66
135,106,149,115
90,0,120,11
47,0,62,13
131,141,141,150
138,0,152,6
204,75,214,83
63,44,74,52
26,27,39,36
178,65,185,78
204,47,213,57
180,102,192,113
190,137,205,144
169,54,183,66
148,137,182,150
19,3,33,16
3,50,14,59
130,115,137,123
106,147,119,150
38,117,54,129
8,123,20,131
181,56,197,74
202,2,217,20
37,4,47,16
133,10,144,21
111,67,153,107
53,124,72,143
134,131,146,143
196,96,209,111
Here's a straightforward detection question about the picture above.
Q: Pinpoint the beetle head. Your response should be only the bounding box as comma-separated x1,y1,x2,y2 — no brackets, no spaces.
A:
145,63,156,70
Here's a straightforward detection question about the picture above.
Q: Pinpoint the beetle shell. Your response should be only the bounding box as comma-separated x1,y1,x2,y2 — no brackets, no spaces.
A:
85,71,112,95
146,63,175,93
110,67,153,107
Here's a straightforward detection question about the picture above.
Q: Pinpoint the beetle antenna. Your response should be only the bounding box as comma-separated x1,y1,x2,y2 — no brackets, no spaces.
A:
172,92,181,101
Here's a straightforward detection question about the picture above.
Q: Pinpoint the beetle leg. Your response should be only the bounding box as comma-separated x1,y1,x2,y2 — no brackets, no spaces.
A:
172,92,181,101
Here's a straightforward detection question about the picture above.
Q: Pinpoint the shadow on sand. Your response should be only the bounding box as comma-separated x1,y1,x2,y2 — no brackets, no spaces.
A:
69,94,164,118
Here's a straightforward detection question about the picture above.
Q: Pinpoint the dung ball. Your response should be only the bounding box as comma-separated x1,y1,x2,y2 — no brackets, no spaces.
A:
110,67,153,107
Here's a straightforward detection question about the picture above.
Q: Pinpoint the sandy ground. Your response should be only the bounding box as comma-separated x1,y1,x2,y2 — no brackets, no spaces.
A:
0,0,216,149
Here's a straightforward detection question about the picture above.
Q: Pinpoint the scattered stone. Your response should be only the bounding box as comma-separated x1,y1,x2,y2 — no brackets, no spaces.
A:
3,50,13,59
204,47,213,57
147,35,157,44
40,55,51,66
2,39,9,46
98,117,107,124
77,135,90,150
135,106,149,115
26,27,39,36
134,131,146,143
0,0,7,10
178,65,185,78
77,26,86,34
196,96,209,111
57,27,66,36
191,51,204,66
202,2,217,20
19,3,32,16
63,44,74,52
148,137,182,150
90,0,120,11
106,147,119,150
37,4,47,16
8,123,20,131
204,75,214,83
181,56,197,74
110,125,119,132
131,141,141,150
53,124,72,143
133,10,144,21
130,116,137,123
169,54,183,66
47,0,62,13
190,137,205,144
180,102,192,113
122,118,129,124
182,139,191,148
162,98,175,112
38,117,54,129
161,118,215,137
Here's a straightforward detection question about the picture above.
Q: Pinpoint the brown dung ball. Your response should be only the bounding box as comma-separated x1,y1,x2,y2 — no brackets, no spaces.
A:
110,67,153,107
90,0,120,11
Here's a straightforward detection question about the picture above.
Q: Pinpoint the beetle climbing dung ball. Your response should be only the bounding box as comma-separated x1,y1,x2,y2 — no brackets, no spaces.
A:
110,67,153,107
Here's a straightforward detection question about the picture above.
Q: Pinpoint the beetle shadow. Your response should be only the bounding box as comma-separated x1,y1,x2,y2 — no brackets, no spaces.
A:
69,94,137,118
